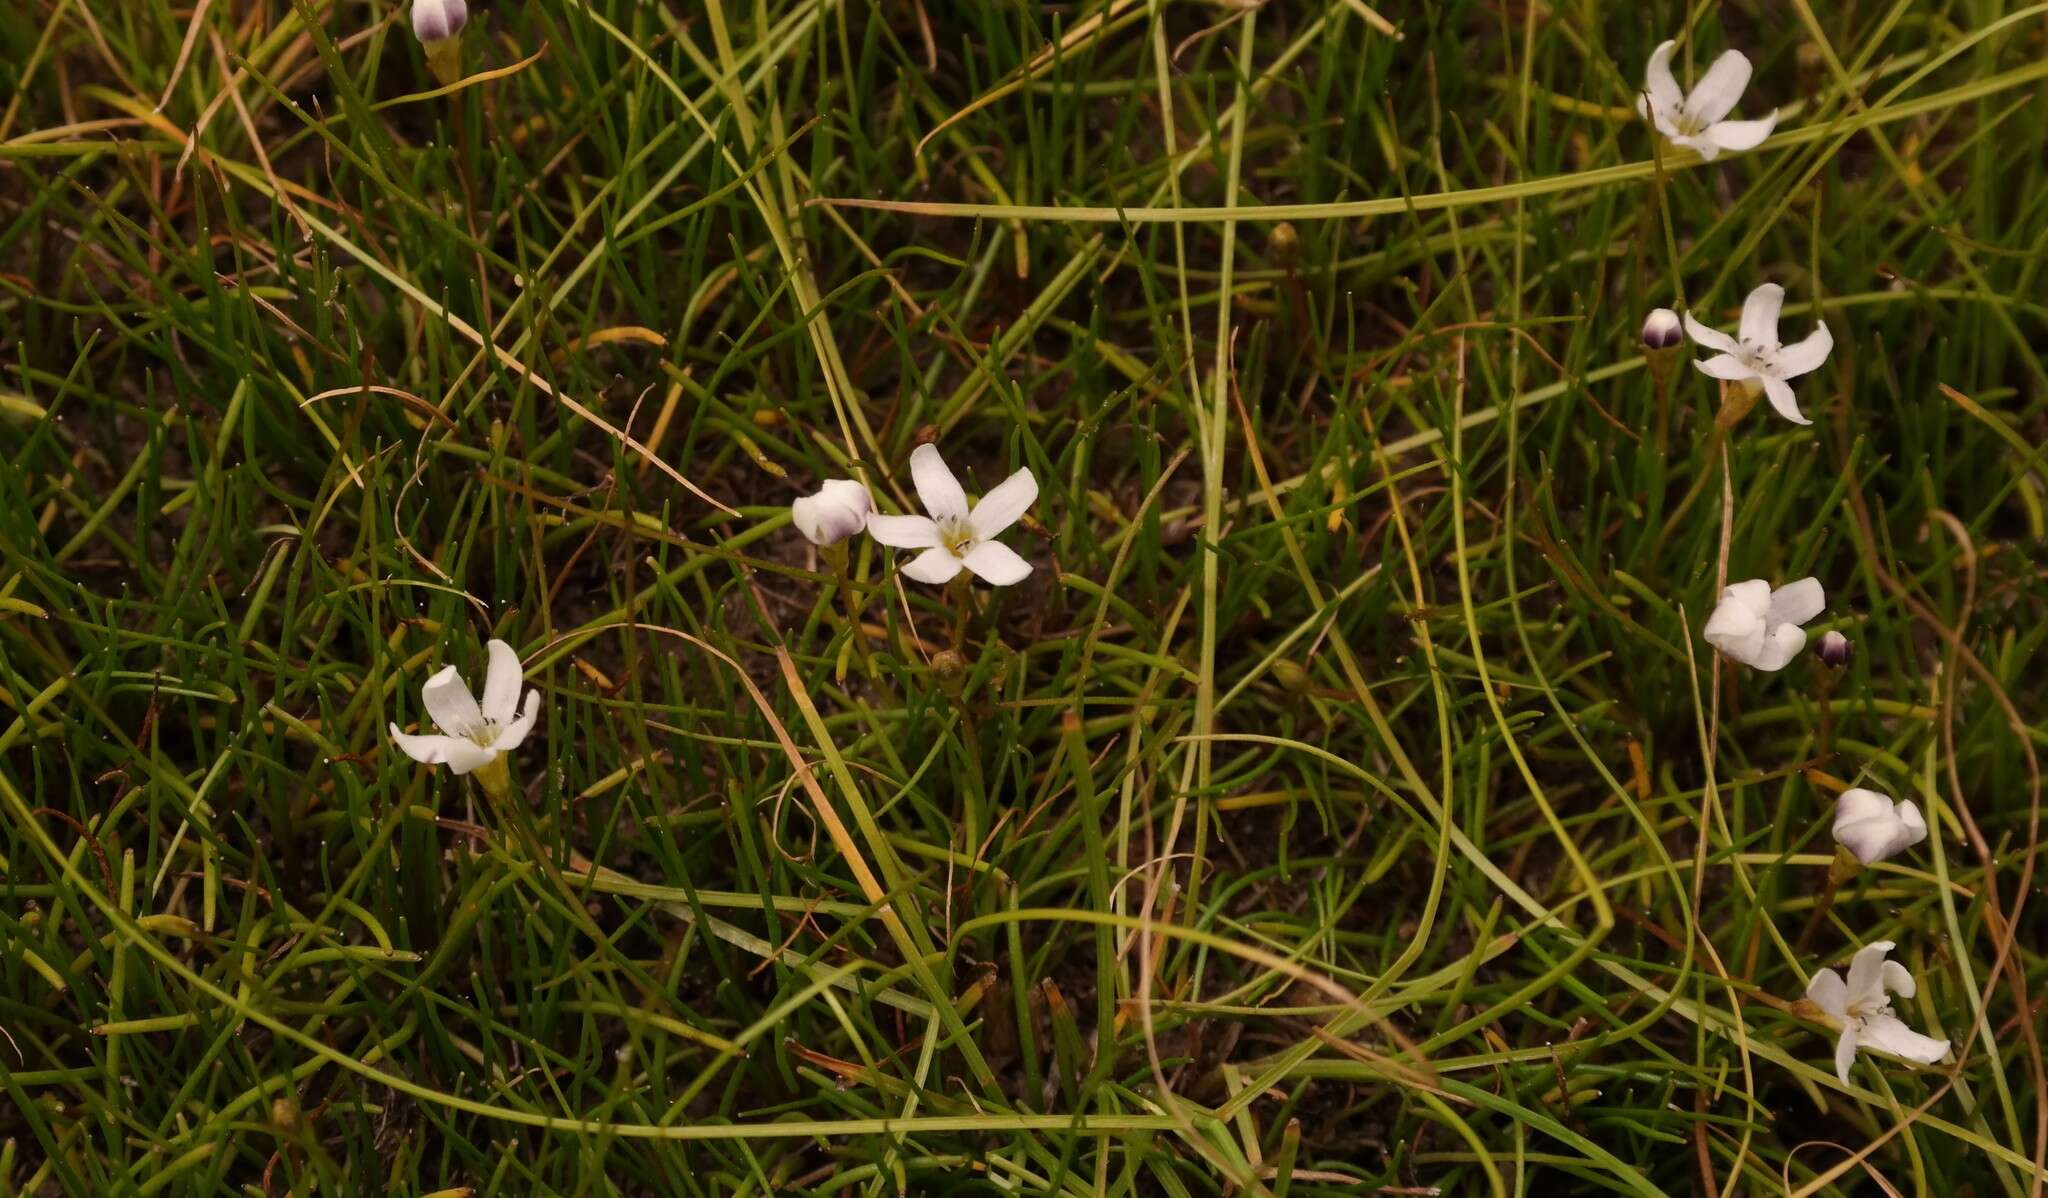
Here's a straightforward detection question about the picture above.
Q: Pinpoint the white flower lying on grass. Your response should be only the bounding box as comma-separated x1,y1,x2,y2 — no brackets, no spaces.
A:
390,639,540,775
1639,40,1777,160
1684,284,1834,425
1833,788,1929,865
1703,577,1824,671
411,0,468,44
1806,941,1950,1086
867,444,1037,586
792,479,872,546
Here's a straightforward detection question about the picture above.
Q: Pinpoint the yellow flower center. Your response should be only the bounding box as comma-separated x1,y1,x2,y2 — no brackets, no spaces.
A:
939,517,975,556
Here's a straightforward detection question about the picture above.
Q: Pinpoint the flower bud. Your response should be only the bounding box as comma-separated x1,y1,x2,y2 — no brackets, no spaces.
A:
1640,307,1684,386
790,479,872,547
1267,221,1300,271
412,0,468,43
1816,630,1852,668
1640,307,1683,350
929,649,967,700
412,0,468,86
1270,659,1312,694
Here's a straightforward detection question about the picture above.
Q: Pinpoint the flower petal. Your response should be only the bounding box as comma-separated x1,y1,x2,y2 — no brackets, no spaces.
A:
421,664,483,737
1680,133,1721,161
968,468,1038,540
909,443,968,522
1693,353,1756,381
1894,800,1929,849
1642,41,1684,121
1772,324,1834,379
1703,581,1770,666
901,546,964,584
1805,968,1849,1019
1739,283,1784,347
1705,113,1776,153
1749,621,1808,671
1705,619,1768,668
1686,50,1754,126
1846,941,1896,1005
1834,1027,1859,1086
1881,960,1917,1000
792,480,872,546
1682,313,1740,355
493,689,541,753
961,540,1032,586
1720,579,1774,619
1834,788,1910,865
1857,1013,1949,1067
1761,377,1809,425
1835,815,1902,865
1766,577,1824,626
480,639,524,726
818,478,873,512
388,724,495,775
864,514,941,549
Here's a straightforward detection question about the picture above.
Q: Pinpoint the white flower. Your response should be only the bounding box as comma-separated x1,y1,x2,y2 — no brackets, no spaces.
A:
389,639,540,775
1703,577,1824,671
1805,941,1950,1086
1641,307,1683,349
1833,788,1929,865
791,479,872,546
1638,40,1778,160
412,0,468,43
866,444,1037,586
1683,284,1834,424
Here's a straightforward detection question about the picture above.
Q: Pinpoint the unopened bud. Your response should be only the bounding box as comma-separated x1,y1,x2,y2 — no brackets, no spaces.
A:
1816,630,1852,668
412,0,468,86
1641,307,1683,386
1267,222,1300,270
1270,659,1312,694
1640,308,1683,350
412,0,468,43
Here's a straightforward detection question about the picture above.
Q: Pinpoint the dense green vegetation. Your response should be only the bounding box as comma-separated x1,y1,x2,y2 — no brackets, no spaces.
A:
2,1,2044,1193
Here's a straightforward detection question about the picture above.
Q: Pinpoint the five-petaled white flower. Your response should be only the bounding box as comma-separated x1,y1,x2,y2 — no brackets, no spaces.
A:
1639,40,1777,160
867,444,1037,586
1684,284,1834,425
1833,788,1929,865
792,479,872,547
1703,577,1824,671
1805,940,1950,1086
411,0,468,43
389,639,540,775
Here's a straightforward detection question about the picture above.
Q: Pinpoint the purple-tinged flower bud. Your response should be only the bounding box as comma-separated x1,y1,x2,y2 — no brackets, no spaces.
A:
1641,307,1683,350
1816,630,1852,668
412,0,468,43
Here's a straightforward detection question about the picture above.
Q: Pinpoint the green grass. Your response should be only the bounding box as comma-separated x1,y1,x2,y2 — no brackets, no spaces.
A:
3,0,2046,1193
